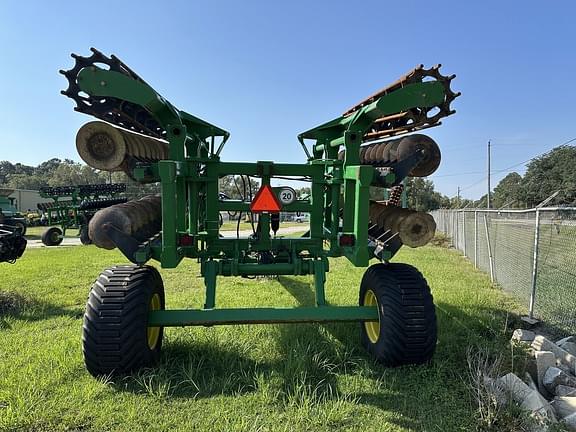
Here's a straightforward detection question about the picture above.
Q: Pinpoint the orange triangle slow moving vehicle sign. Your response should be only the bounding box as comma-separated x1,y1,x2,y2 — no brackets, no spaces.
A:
250,184,282,213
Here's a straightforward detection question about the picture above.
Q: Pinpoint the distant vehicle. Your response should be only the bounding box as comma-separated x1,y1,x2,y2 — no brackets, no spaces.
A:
294,213,309,223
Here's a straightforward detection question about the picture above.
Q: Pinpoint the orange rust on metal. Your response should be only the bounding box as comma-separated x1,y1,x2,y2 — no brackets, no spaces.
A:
338,134,441,177
343,64,426,116
386,185,404,207
342,64,460,143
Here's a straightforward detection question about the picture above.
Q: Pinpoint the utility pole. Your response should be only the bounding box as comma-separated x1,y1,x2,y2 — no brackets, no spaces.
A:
457,186,461,208
487,140,491,209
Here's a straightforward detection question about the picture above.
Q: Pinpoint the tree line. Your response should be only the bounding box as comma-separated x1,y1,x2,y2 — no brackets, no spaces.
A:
456,145,576,209
1,145,574,210
0,159,157,199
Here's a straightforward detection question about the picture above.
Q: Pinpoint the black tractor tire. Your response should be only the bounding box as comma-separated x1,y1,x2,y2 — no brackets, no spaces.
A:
359,263,437,367
79,224,92,245
41,227,63,246
82,265,165,376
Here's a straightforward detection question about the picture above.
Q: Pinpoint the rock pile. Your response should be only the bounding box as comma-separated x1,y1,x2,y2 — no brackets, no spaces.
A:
493,330,576,430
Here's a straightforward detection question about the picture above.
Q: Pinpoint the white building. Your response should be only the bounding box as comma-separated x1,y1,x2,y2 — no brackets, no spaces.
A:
8,189,51,212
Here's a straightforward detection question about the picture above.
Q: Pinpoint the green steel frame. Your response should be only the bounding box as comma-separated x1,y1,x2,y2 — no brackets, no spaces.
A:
72,62,450,327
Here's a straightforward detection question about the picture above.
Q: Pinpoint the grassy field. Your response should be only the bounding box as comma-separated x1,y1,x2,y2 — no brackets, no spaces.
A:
0,243,524,431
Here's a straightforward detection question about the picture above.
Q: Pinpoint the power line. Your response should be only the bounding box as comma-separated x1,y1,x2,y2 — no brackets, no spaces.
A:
458,136,576,194
492,136,576,174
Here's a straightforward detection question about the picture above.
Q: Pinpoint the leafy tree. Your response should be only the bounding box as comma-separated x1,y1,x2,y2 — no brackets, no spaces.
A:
6,174,45,190
449,196,474,209
48,160,106,186
36,158,63,177
474,195,487,208
12,163,35,176
370,178,450,211
109,171,160,199
521,146,576,207
218,175,259,200
406,178,446,211
296,186,311,197
492,172,523,208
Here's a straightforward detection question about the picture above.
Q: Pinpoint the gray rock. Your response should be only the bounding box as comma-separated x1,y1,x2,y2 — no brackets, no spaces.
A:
554,396,576,419
512,329,536,343
499,372,532,401
536,351,556,397
557,336,576,346
526,372,539,391
483,376,508,406
562,412,576,431
499,373,557,423
562,342,576,357
532,335,576,372
543,367,576,394
556,385,576,397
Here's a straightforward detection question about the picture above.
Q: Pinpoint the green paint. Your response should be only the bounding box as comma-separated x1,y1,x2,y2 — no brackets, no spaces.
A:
72,58,454,326
148,306,378,326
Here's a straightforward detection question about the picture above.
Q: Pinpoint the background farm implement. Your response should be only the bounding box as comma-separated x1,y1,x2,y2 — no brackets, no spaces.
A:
38,183,126,246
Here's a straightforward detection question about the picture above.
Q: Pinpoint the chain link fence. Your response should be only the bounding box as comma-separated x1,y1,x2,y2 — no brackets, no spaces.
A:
431,207,576,333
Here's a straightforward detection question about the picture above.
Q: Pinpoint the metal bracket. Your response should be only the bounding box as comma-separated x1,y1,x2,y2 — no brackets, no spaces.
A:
101,223,151,264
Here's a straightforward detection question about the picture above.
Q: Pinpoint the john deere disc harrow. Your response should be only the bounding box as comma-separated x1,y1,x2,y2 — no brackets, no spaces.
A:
60,48,459,376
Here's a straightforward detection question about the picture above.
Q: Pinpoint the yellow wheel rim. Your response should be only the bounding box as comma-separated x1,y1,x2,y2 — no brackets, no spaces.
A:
364,289,380,344
147,293,161,350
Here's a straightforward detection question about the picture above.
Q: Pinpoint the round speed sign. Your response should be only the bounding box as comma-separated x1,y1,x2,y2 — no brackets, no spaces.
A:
278,187,296,205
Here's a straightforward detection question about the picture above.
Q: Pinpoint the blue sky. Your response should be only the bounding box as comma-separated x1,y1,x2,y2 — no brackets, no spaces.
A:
1,1,574,199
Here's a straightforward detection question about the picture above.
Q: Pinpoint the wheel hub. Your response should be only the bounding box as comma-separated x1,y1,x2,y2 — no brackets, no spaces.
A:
147,293,161,350
363,289,380,343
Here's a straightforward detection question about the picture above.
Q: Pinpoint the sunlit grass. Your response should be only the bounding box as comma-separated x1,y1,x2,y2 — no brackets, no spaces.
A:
0,243,523,431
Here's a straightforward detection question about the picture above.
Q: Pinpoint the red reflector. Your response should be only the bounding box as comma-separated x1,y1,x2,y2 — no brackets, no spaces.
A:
339,234,356,247
250,184,282,213
179,234,194,246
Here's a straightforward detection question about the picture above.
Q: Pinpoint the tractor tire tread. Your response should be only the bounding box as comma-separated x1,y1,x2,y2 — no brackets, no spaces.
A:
359,262,437,367
82,264,164,376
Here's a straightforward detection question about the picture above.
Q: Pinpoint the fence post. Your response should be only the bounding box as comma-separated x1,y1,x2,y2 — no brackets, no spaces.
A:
474,210,478,268
455,211,459,250
450,211,453,244
483,214,495,283
462,211,467,256
528,209,541,320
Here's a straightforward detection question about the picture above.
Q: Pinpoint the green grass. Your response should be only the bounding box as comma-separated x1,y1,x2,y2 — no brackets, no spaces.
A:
0,244,524,431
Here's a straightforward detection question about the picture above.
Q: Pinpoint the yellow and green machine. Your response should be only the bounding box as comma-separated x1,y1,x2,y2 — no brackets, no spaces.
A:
61,48,459,376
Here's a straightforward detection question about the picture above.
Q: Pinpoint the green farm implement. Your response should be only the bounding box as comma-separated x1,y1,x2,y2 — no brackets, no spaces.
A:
38,183,126,246
61,48,459,376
